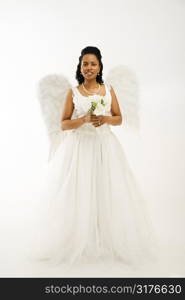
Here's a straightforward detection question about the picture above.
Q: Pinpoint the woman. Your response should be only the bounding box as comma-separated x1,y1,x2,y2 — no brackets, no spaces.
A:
34,46,158,268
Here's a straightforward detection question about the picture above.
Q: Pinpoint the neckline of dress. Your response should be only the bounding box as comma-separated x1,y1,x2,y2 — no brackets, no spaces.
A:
75,84,107,98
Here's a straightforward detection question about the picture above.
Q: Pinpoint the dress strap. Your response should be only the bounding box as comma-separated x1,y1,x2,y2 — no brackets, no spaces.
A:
71,86,77,98
105,83,112,91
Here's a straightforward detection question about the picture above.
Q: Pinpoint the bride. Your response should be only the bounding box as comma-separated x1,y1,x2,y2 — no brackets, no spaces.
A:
32,46,159,268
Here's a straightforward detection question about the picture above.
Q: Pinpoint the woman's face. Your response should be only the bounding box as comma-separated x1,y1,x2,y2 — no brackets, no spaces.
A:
80,54,100,81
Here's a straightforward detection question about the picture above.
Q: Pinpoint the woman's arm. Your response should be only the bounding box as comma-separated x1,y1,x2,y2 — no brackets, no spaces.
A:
105,86,122,125
61,89,85,130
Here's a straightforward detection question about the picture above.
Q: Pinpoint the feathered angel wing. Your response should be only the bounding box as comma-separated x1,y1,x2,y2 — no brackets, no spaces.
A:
105,65,140,134
37,74,72,161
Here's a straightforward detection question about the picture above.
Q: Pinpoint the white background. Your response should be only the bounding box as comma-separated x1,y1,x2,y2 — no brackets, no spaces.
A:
0,0,185,276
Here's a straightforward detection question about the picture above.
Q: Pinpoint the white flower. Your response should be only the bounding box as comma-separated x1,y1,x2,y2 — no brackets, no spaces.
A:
80,95,110,115
93,98,110,115
94,102,106,115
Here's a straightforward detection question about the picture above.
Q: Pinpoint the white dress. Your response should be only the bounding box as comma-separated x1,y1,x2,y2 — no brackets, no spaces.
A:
32,83,158,268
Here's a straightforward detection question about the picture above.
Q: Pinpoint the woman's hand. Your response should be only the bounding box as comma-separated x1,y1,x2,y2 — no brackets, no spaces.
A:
83,112,97,123
91,115,105,127
83,112,92,123
83,113,105,127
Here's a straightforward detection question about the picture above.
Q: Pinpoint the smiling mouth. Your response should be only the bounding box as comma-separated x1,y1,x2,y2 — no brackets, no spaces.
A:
85,72,93,75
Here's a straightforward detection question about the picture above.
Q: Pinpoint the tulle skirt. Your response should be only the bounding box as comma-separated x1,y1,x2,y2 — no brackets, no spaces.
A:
29,124,159,268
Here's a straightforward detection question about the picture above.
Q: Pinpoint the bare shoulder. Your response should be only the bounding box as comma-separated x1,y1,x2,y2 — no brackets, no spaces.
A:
63,87,74,104
108,84,122,116
109,84,116,95
65,87,75,98
61,88,74,121
64,87,73,95
108,85,118,102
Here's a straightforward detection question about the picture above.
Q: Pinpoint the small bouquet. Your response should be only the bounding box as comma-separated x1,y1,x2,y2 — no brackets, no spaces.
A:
88,97,110,116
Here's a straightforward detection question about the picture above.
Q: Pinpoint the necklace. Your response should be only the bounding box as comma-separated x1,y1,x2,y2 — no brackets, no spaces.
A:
82,83,101,95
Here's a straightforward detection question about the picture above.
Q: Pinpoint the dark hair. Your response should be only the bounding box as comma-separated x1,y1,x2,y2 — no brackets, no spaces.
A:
75,46,104,84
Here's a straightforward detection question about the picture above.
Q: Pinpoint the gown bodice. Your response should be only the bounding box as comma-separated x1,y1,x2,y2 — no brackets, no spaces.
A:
71,84,112,135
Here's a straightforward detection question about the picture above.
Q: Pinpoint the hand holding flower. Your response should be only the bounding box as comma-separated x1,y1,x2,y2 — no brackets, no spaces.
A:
83,112,99,124
92,115,105,127
82,98,108,127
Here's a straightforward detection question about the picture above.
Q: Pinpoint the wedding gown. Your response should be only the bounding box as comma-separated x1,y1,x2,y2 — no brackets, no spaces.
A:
31,83,158,268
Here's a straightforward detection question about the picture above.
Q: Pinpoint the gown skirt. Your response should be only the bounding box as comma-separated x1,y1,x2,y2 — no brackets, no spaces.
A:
30,122,158,268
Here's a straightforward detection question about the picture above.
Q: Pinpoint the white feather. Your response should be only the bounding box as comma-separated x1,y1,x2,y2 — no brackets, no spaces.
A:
38,74,72,161
106,65,140,134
